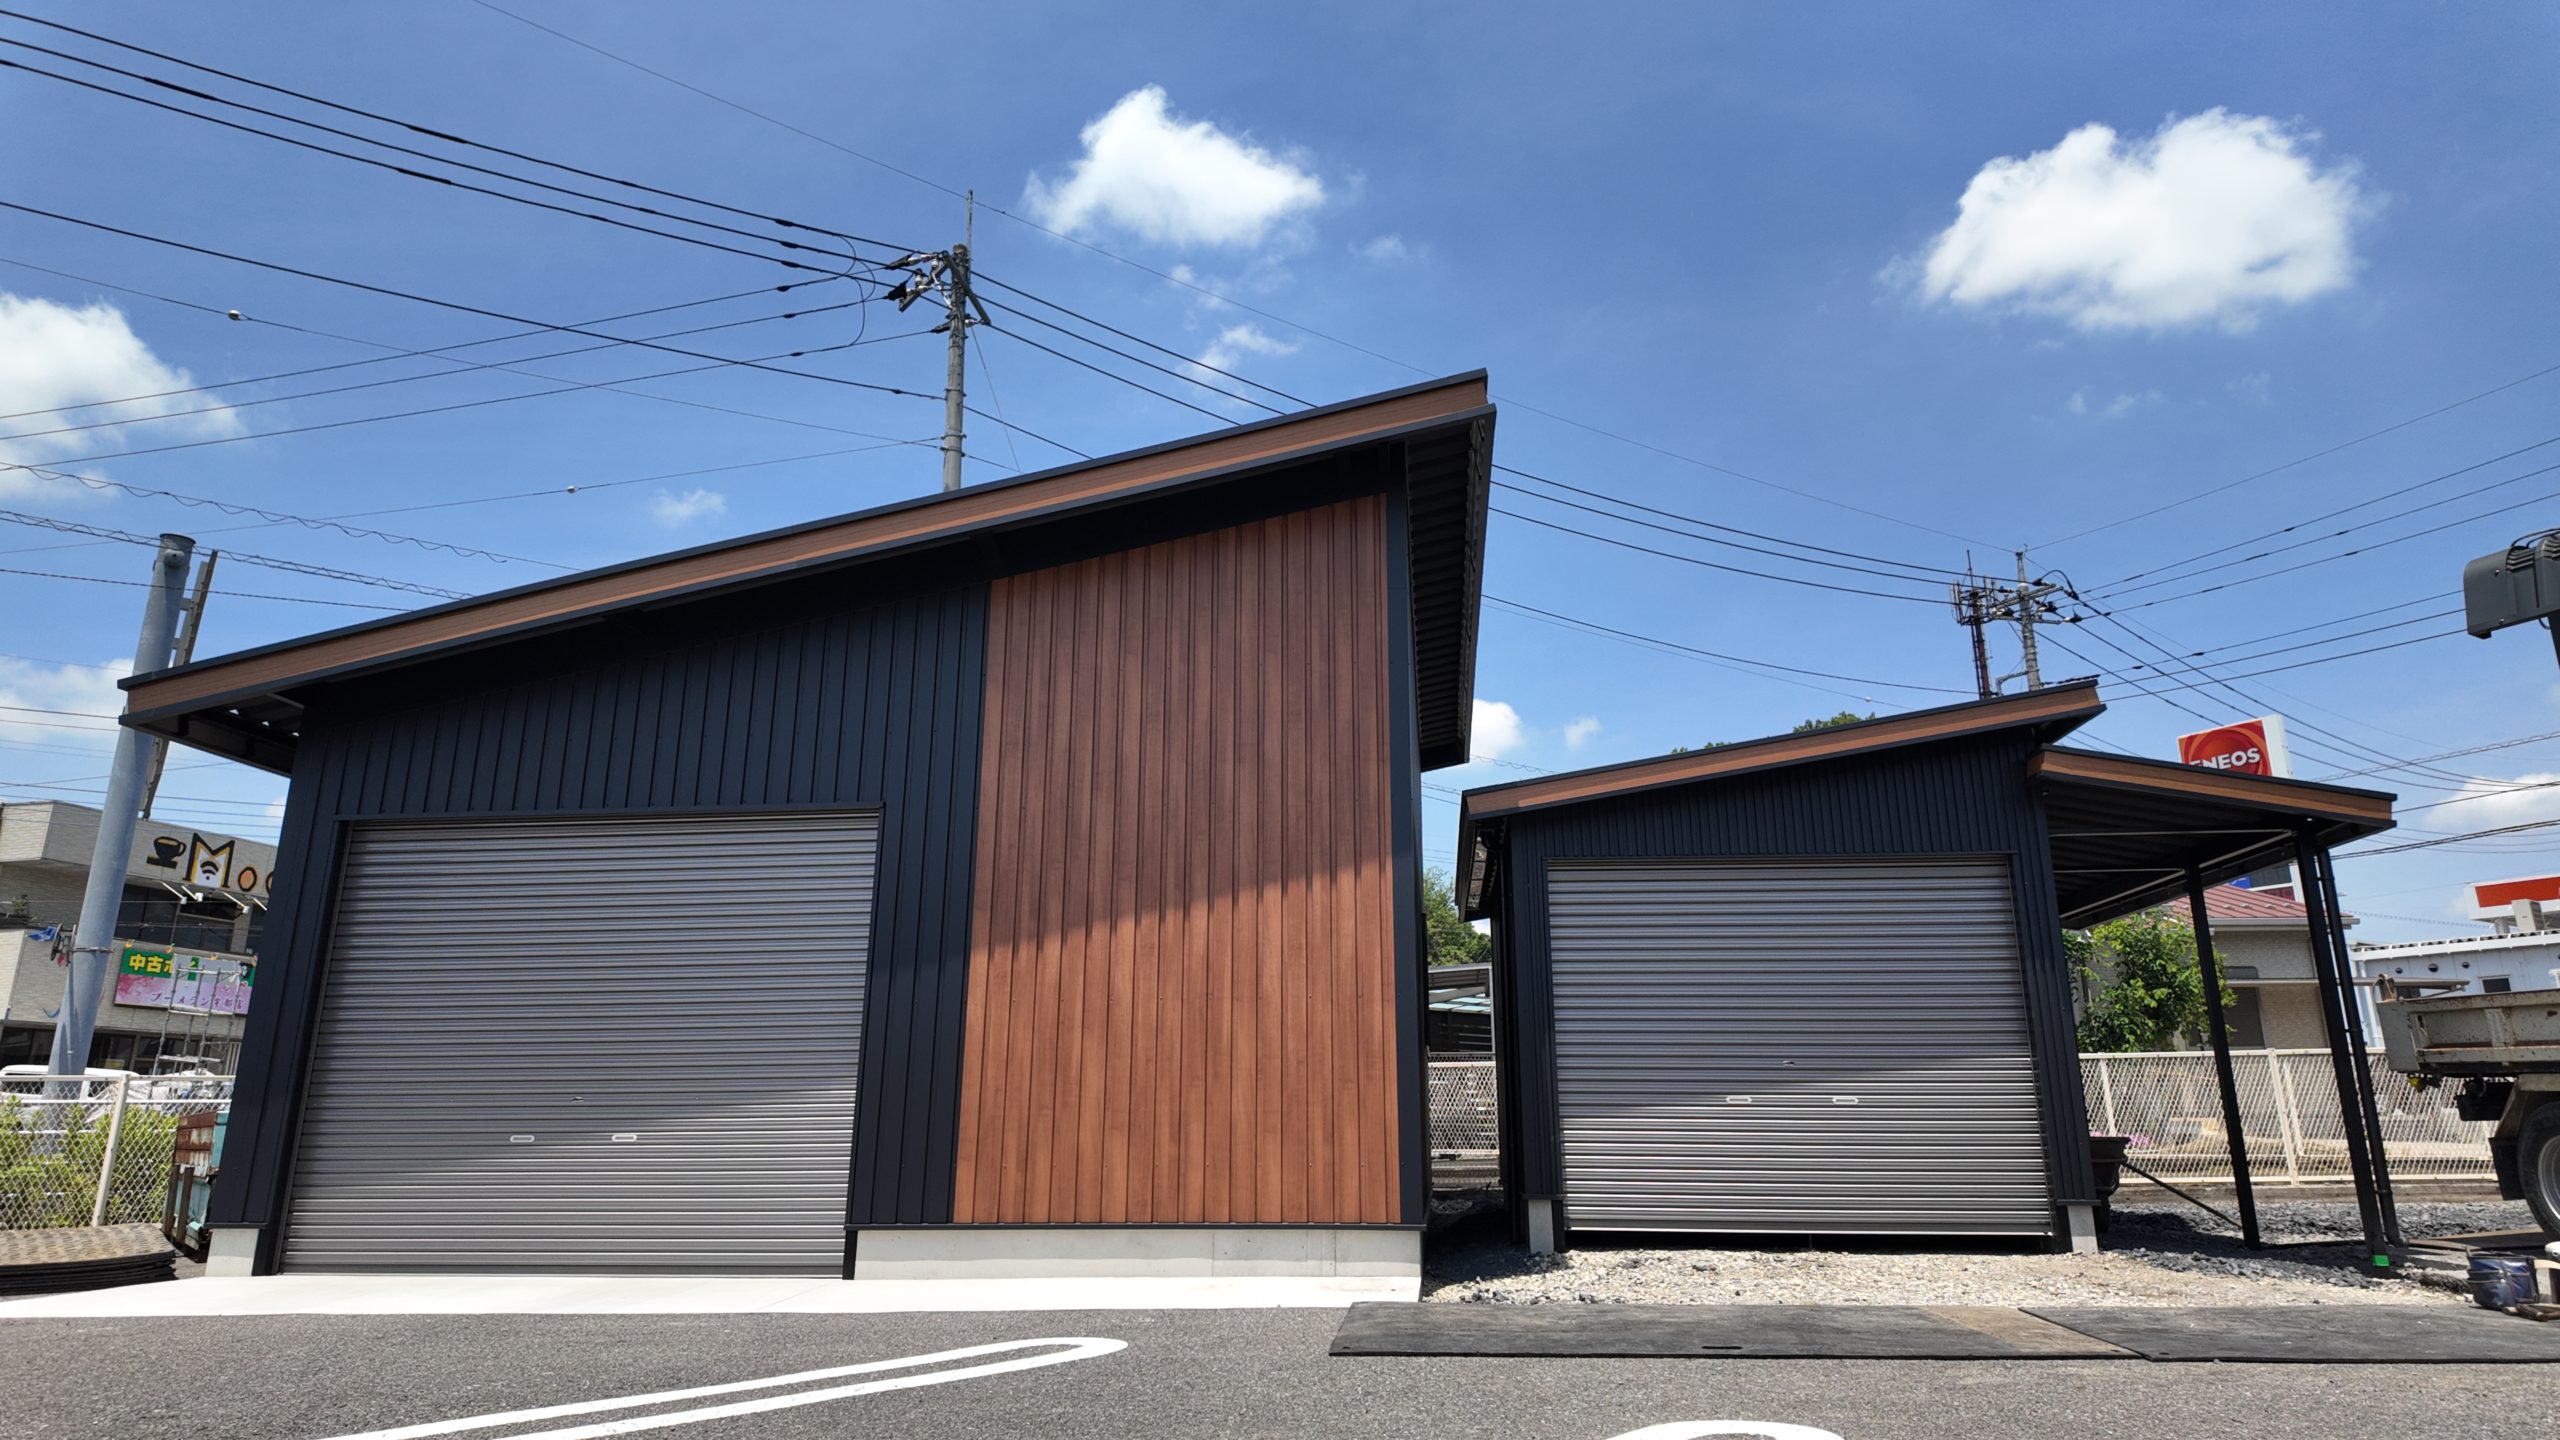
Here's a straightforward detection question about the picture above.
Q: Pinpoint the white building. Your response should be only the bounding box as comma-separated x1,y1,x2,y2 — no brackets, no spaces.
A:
0,800,275,1071
2353,931,2560,1000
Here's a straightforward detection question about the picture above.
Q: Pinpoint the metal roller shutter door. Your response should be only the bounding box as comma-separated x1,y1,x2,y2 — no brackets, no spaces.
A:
282,812,877,1273
1547,859,2051,1237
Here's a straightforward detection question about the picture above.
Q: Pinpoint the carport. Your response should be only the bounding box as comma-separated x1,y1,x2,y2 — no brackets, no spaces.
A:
1458,683,2401,1260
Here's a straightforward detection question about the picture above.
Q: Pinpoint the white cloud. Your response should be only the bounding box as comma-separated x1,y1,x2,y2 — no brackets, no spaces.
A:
0,294,241,496
1355,234,1417,264
1195,323,1297,377
1472,698,1525,760
0,654,129,752
2437,773,2560,829
1905,110,2365,332
1023,86,1325,248
2065,387,2159,420
648,488,727,526
1564,716,1602,752
262,795,289,827
2227,371,2274,403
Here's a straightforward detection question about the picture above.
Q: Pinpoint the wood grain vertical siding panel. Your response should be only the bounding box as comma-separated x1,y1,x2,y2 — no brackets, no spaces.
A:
951,495,1401,1224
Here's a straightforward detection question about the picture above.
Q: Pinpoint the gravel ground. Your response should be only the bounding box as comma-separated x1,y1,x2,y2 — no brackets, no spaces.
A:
1424,1197,2545,1307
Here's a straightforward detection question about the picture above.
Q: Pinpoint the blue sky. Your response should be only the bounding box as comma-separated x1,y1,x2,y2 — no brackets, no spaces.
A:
2,2,2557,940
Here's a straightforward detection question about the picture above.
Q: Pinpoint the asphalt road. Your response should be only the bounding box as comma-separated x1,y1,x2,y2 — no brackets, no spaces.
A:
2,1308,2547,1439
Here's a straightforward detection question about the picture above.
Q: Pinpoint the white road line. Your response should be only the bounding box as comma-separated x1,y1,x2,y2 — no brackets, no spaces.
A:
1597,1414,1843,1424
1606,1426,1846,1440
319,1337,1126,1440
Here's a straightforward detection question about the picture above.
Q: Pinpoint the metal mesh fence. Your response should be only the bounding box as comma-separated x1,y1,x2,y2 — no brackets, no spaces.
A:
0,1076,232,1230
2080,1049,2492,1185
1428,1059,1498,1191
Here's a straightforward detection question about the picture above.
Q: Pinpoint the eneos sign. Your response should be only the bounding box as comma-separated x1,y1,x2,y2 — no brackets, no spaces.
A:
2176,715,2291,778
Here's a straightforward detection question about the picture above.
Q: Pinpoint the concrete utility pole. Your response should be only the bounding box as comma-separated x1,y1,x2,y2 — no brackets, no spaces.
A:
889,194,987,494
141,549,216,819
1950,550,2067,694
48,532,194,1078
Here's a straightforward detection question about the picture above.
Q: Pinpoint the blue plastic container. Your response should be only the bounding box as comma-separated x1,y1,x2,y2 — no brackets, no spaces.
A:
2468,1255,2538,1310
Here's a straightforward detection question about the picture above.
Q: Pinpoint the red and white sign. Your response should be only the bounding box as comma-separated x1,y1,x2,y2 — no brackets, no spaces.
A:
2177,715,2291,778
2471,873,2560,920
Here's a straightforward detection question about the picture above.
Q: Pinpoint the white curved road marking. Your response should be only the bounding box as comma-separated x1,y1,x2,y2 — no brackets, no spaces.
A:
1606,1425,1847,1440
320,1337,1127,1440
1597,1414,1843,1424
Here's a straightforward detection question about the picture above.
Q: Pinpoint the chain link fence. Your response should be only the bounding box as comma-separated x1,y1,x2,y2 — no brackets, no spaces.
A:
2081,1048,2493,1186
1428,1059,1498,1191
0,1075,232,1230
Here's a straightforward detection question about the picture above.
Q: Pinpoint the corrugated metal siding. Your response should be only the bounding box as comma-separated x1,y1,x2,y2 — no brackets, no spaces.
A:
1493,737,2092,1220
1546,860,2051,1236
282,813,877,1272
211,585,988,1250
951,497,1406,1224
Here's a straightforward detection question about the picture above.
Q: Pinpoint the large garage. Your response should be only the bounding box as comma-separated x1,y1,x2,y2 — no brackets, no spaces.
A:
282,813,876,1273
1458,682,2403,1255
121,373,1495,1280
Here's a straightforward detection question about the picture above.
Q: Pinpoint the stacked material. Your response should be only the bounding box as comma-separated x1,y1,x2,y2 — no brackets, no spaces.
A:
0,1225,176,1298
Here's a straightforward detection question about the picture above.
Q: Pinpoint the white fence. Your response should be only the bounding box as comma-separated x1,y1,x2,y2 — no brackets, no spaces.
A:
0,1075,233,1230
1426,1051,2497,1194
2082,1048,2493,1185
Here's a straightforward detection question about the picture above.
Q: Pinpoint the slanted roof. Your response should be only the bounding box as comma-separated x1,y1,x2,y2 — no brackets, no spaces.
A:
2166,885,2324,929
2036,747,2395,929
1455,682,2105,916
121,373,1495,773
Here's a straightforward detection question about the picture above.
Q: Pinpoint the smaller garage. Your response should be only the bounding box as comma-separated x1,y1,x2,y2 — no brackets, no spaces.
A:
1457,682,2402,1255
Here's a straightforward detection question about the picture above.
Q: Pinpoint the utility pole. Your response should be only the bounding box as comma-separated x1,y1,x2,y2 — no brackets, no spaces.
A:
887,193,987,493
1950,572,1994,699
1950,549,2066,694
48,533,194,1079
141,549,216,819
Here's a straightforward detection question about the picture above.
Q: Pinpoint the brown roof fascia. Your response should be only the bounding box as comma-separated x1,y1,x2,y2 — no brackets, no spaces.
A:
2032,747,2396,829
1462,681,2103,824
124,373,1490,719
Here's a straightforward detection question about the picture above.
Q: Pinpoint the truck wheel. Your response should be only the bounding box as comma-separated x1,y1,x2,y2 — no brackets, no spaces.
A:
2524,1101,2560,1240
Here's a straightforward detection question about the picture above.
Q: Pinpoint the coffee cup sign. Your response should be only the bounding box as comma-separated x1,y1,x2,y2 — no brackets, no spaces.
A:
2176,715,2290,779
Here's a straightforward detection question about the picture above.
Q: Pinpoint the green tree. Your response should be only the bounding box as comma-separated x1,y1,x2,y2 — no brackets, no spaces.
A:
1675,712,1875,754
2069,911,2233,1052
1424,865,1489,967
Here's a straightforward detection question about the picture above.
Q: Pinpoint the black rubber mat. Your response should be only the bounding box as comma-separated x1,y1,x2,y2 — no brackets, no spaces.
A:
2029,1305,2560,1363
1331,1303,2132,1359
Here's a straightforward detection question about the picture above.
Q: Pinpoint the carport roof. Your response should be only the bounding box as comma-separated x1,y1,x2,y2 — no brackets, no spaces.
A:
116,372,1494,774
2035,747,2394,928
1454,682,2399,924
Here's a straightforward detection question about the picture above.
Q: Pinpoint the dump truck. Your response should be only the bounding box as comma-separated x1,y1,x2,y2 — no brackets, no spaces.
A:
2376,981,2560,1236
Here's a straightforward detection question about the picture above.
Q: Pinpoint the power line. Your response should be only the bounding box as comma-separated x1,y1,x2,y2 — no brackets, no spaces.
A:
0,293,890,445
0,509,463,598
972,276,1314,406
15,323,938,473
0,564,395,609
459,0,1997,553
0,200,938,402
1493,468,1974,587
2318,727,2560,782
0,254,936,450
2086,436,2560,601
1485,594,1969,699
2042,359,2560,548
2343,817,2560,858
2098,462,2560,614
0,46,897,277
1,464,568,568
1488,508,1948,604
0,10,921,252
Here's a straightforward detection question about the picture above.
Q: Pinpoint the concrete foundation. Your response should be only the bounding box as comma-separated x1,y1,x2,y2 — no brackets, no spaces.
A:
849,1226,1420,1281
2064,1204,2099,1254
1525,1198,1557,1255
204,1225,260,1277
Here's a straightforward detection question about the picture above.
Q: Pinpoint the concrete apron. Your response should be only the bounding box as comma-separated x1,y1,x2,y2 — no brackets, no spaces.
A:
0,1273,1418,1318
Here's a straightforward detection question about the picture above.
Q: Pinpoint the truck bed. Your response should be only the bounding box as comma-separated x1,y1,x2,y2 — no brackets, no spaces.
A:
2379,985,2560,1074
